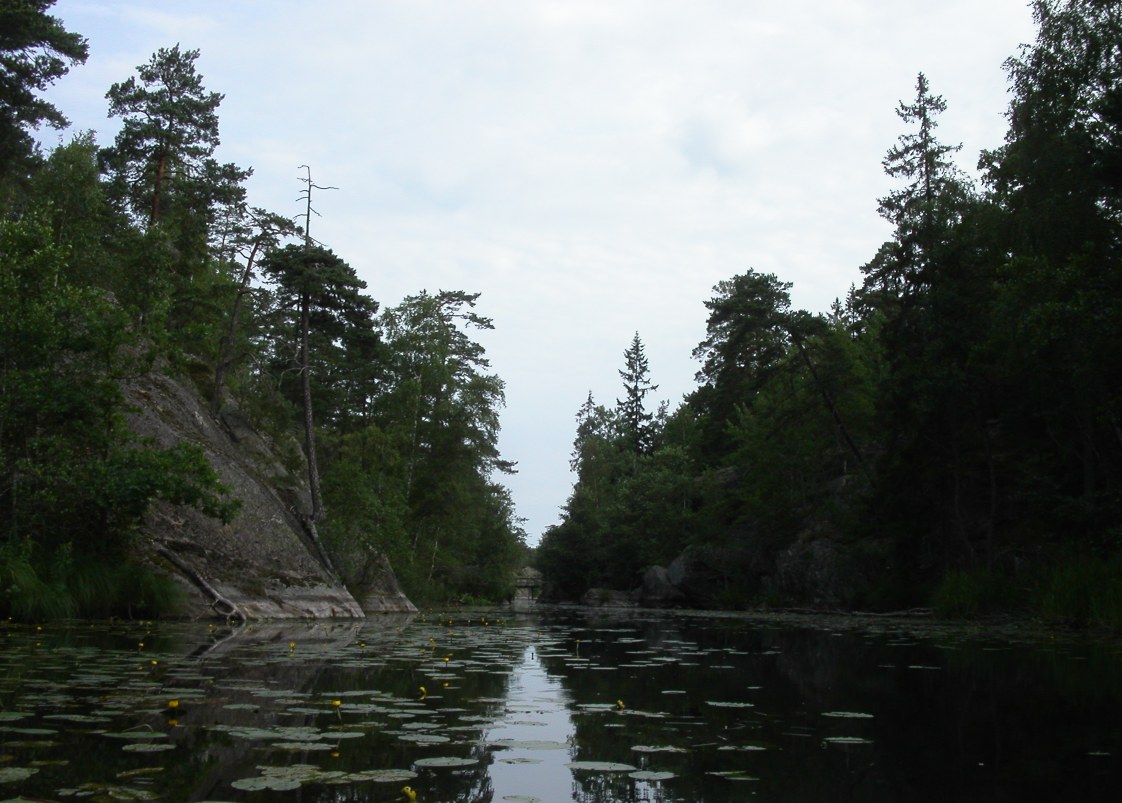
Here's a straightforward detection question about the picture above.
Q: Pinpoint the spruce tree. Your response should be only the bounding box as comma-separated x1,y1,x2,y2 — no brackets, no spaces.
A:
616,332,658,454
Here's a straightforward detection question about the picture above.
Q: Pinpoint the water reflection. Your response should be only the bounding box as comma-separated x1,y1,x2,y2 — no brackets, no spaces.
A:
485,644,577,800
0,612,1119,801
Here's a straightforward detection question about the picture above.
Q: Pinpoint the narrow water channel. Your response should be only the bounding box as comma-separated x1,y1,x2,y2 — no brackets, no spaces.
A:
0,610,1118,801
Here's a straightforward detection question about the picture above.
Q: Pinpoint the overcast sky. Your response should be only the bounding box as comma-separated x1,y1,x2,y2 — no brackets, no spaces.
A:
44,0,1038,544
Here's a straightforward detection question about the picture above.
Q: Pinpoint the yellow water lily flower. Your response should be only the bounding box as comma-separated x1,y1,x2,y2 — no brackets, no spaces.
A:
402,785,417,801
418,686,427,699
166,699,180,710
616,699,625,710
330,699,342,708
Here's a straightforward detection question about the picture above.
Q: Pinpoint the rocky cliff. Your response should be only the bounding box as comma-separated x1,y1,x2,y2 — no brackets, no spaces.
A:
124,371,416,619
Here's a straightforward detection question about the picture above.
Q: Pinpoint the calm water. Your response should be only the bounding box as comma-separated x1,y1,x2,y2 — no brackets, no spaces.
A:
1,609,1120,801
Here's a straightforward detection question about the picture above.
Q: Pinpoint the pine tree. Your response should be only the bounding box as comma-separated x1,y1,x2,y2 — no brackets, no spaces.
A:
0,0,87,176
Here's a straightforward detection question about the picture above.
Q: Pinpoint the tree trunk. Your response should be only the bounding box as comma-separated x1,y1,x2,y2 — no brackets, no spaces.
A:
212,237,265,414
299,288,335,575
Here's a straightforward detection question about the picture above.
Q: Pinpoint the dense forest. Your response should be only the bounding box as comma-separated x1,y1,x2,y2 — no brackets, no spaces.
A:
4,1,1121,626
0,1,526,617
537,0,1122,627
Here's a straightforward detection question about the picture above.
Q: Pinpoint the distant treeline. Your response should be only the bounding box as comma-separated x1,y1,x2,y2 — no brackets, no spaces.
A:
537,1,1122,627
0,2,525,618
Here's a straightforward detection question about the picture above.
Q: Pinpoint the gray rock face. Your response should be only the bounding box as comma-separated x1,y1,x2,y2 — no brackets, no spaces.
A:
125,371,415,618
580,587,639,607
668,544,764,608
767,538,873,609
639,565,685,607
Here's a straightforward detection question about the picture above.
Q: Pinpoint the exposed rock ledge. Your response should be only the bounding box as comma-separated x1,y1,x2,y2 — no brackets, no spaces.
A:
125,371,416,619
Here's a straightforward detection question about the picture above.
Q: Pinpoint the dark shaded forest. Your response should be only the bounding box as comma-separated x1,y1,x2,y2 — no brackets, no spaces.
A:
4,1,1121,626
1,2,525,618
537,0,1122,627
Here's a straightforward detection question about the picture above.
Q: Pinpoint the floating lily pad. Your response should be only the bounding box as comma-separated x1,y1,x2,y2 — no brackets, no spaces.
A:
821,711,874,719
271,741,334,751
1,727,57,735
320,730,365,739
413,756,478,768
0,766,38,783
230,776,302,792
630,770,675,781
488,739,568,751
566,761,637,772
398,733,451,744
708,770,760,781
705,701,754,708
823,736,873,745
631,745,687,753
122,742,177,753
102,731,168,741
345,768,417,783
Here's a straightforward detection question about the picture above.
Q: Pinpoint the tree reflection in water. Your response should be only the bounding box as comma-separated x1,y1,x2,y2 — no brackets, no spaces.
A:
0,611,1119,801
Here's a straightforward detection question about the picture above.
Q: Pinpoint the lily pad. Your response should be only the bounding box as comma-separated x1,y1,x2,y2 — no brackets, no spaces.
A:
102,731,168,741
413,756,478,768
345,768,417,783
121,742,177,753
566,761,637,772
822,711,874,719
708,770,760,781
630,770,675,781
0,767,38,783
230,776,302,792
398,733,451,744
488,739,568,751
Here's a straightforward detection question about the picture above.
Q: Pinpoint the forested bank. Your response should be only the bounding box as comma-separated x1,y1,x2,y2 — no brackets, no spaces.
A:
0,2,525,618
537,0,1122,627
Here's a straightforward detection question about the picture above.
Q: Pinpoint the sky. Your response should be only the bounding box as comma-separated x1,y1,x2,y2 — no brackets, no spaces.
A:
41,0,1039,545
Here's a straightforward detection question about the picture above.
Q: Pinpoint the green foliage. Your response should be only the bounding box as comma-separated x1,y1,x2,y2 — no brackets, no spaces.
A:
0,216,238,618
0,0,87,176
1,32,528,619
0,538,182,620
540,4,1122,617
1037,556,1122,630
932,568,1023,618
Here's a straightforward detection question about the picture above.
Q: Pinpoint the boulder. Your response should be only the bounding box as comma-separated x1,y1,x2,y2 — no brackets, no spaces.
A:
639,565,685,607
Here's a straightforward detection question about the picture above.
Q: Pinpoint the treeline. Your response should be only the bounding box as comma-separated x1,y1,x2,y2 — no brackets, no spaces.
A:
538,0,1122,626
0,3,524,618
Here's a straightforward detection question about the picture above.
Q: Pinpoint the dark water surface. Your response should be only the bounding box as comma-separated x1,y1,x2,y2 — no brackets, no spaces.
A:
0,608,1119,801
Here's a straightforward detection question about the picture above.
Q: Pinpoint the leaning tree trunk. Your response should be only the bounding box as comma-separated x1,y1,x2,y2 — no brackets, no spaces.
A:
299,288,336,575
